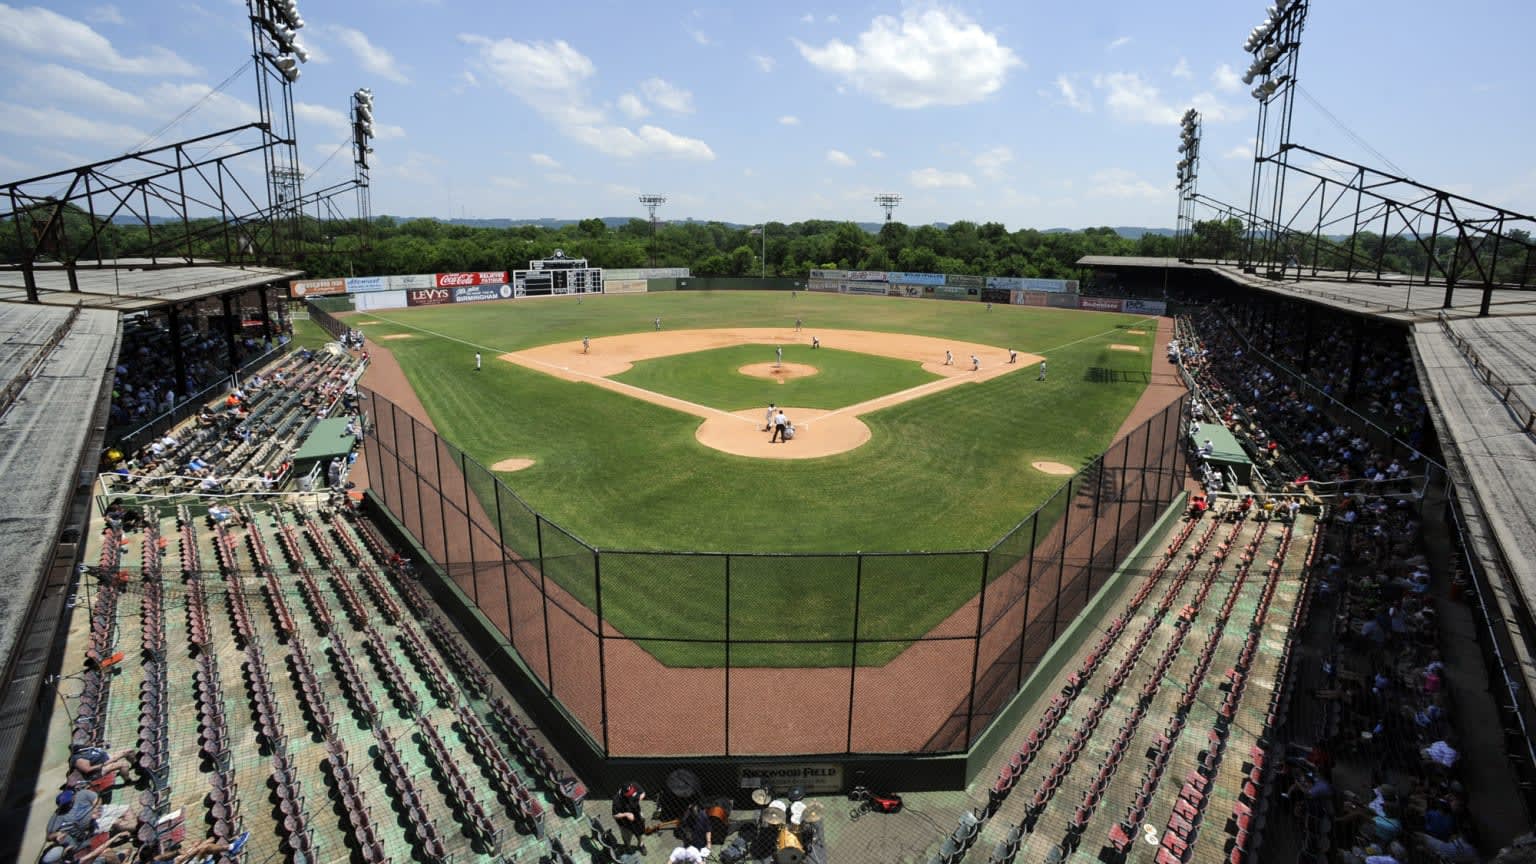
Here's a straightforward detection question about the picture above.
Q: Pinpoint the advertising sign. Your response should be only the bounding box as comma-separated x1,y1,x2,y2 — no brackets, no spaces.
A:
980,287,1011,305
355,290,407,311
604,279,648,295
289,278,346,298
344,275,387,293
809,269,847,281
807,279,844,293
406,287,455,306
889,284,925,298
1121,298,1168,315
930,284,973,299
887,271,946,285
946,273,984,289
843,270,888,283
1021,278,1078,293
387,274,436,290
1079,297,1125,312
435,271,510,288
1014,290,1049,307
604,267,689,280
987,276,1026,291
453,283,515,304
738,763,844,796
845,282,888,295
1046,292,1081,308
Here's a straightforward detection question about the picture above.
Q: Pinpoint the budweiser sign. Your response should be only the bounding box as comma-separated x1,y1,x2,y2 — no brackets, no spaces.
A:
435,271,510,288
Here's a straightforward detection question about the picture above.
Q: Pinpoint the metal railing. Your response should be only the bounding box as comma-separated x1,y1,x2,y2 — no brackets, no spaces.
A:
358,385,1190,757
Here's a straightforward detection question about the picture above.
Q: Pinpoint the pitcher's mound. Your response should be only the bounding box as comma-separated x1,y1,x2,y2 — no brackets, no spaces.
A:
382,334,413,340
740,362,818,382
492,458,535,472
1032,461,1076,475
1109,344,1142,352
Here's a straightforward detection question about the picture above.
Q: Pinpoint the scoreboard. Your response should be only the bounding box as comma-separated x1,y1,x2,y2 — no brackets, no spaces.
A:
513,248,603,296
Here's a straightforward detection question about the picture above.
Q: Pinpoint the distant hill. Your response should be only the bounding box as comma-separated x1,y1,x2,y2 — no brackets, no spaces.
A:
376,216,1176,238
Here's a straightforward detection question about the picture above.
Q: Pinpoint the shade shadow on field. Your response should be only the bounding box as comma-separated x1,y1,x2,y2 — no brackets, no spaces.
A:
1083,366,1150,384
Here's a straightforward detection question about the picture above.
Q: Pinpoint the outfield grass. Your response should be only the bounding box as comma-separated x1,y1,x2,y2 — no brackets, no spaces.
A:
611,343,939,411
355,291,1157,666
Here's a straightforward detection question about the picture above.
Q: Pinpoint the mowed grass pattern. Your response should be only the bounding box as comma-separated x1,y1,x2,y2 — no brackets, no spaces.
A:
355,291,1156,666
611,343,940,411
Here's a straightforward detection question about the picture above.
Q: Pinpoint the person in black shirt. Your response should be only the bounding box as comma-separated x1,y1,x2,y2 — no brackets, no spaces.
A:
611,783,646,853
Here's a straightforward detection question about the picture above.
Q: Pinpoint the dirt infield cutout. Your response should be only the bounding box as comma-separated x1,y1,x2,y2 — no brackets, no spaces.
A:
381,334,413,340
356,321,381,326
504,328,1038,460
491,458,535,472
1032,461,1077,475
1126,328,1147,335
1109,344,1142,352
739,362,818,383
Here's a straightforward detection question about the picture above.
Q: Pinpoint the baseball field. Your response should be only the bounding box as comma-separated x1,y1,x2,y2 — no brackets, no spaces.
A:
351,290,1158,666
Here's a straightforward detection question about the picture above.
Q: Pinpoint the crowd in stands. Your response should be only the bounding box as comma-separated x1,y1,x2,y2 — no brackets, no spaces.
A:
108,317,290,431
1175,304,1498,863
1173,308,1426,496
106,346,363,495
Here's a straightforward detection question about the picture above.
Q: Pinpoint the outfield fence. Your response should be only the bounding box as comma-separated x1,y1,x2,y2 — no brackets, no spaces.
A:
358,380,1189,757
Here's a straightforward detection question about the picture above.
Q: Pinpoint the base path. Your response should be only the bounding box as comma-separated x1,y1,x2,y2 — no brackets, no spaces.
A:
503,327,1039,459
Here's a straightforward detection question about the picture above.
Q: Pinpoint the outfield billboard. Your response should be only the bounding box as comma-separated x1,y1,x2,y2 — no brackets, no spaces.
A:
387,274,435,291
406,287,455,306
946,274,984,289
928,285,973,300
1079,297,1124,312
1121,298,1168,315
289,278,346,298
604,279,648,295
436,271,510,288
604,267,688,280
807,278,843,293
343,275,388,293
887,271,945,285
355,290,407,311
1046,292,1081,308
888,284,925,298
453,283,515,304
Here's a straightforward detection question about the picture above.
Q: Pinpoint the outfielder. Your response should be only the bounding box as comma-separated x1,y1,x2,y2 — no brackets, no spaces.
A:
1038,359,1048,381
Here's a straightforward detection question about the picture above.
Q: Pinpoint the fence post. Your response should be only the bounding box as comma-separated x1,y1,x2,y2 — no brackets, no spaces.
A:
433,433,451,592
1086,459,1102,603
592,547,610,756
1052,480,1072,641
846,552,863,755
535,516,555,694
459,450,478,607
1015,516,1039,691
1135,410,1154,540
964,551,989,749
492,479,515,643
724,554,732,756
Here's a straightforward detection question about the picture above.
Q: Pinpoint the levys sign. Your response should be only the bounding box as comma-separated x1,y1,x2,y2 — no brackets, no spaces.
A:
738,763,843,795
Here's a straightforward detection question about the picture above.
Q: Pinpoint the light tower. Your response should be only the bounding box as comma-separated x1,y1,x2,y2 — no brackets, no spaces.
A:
1176,109,1201,260
874,193,902,223
352,87,375,245
248,0,311,258
638,193,667,266
1240,0,1309,273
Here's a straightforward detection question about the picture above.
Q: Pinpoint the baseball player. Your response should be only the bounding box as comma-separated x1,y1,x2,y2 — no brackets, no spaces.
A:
945,350,954,366
971,354,980,371
811,336,820,349
654,317,662,331
794,318,802,332
475,352,481,371
775,345,783,367
765,402,776,431
1038,359,1048,381
771,409,788,443
582,336,590,354
1008,348,1018,364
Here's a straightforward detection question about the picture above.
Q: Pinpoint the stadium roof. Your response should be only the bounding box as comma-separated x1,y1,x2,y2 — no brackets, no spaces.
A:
1077,256,1536,322
0,302,119,685
0,259,301,312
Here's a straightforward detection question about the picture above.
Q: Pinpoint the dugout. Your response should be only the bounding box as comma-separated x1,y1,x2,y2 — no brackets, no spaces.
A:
1190,423,1253,485
291,417,356,482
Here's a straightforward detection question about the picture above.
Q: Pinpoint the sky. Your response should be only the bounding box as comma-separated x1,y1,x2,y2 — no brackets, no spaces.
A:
2,0,1533,230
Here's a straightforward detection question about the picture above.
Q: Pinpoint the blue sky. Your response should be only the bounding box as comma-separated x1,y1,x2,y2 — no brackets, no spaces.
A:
2,1,1532,229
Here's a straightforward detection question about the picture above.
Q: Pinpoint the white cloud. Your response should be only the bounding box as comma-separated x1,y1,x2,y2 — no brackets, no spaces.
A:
826,149,855,167
0,4,199,76
778,115,800,126
332,26,409,84
1212,63,1241,93
461,35,713,160
1093,72,1181,125
1107,36,1133,51
973,146,1012,179
1086,168,1164,200
17,63,146,113
146,82,259,131
0,102,145,143
1225,144,1253,160
689,29,711,46
529,153,560,168
294,101,404,140
547,172,580,185
86,4,123,25
383,149,442,183
795,7,1021,109
639,77,694,114
910,167,973,188
800,12,815,23
753,54,776,72
606,182,640,197
1172,57,1191,79
1052,75,1091,112
460,69,478,88
867,148,884,159
617,92,649,119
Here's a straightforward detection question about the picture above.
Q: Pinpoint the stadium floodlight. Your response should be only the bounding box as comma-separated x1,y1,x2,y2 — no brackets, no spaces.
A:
273,54,300,82
291,42,309,63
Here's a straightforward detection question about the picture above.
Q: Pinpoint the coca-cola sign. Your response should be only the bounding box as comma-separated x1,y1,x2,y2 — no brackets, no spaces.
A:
407,287,455,306
434,271,510,288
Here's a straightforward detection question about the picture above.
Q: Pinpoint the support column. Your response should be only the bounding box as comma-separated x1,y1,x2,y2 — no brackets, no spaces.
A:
220,293,239,373
165,305,188,401
258,287,274,343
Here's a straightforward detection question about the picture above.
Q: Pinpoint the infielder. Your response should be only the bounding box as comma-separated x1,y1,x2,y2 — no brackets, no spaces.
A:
971,353,980,371
811,336,821,349
945,350,954,366
1009,348,1018,364
582,336,591,354
794,318,802,332
1038,359,1048,381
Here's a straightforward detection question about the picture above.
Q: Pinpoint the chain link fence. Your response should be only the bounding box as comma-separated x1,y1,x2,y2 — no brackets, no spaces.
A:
359,384,1189,757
